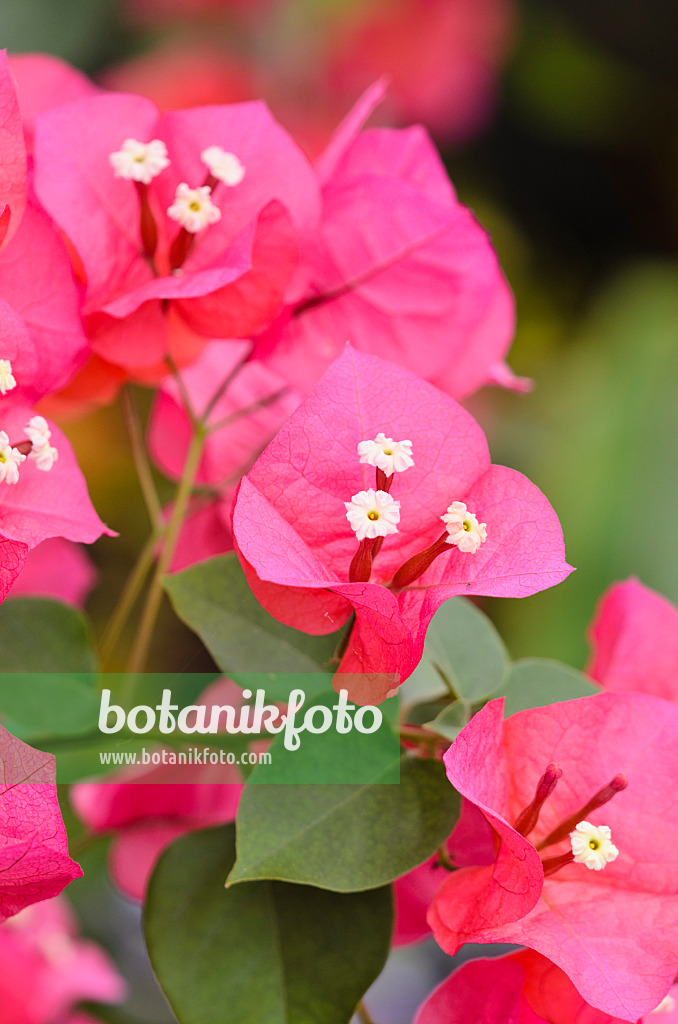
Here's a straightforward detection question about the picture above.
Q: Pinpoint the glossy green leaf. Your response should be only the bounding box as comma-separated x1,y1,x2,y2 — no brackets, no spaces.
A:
246,691,400,785
229,757,460,891
145,824,392,1024
164,554,342,674
422,597,509,702
0,598,96,672
0,599,98,737
424,699,470,741
494,658,598,716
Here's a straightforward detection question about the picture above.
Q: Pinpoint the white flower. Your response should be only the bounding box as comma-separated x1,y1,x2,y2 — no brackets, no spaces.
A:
25,416,58,471
24,415,51,448
201,146,245,186
109,138,170,184
357,433,414,476
31,443,58,472
345,489,400,541
570,821,619,871
0,359,16,395
0,430,25,485
442,501,487,553
167,183,222,233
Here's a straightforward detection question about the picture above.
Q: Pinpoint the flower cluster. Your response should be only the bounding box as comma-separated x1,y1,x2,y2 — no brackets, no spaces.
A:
233,345,570,704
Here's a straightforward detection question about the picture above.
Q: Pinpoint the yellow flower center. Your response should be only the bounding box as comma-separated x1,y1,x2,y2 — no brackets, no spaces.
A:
463,520,472,531
589,839,599,850
189,201,201,211
367,511,379,521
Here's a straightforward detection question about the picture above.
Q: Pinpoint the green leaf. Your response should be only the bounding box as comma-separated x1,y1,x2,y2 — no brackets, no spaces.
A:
0,598,96,672
246,691,400,784
0,599,98,737
493,658,598,716
164,555,342,674
422,598,509,702
0,673,100,738
424,699,470,741
229,757,460,892
145,824,392,1024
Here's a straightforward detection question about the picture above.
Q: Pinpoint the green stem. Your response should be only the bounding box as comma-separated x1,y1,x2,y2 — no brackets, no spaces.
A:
126,423,207,674
165,353,198,426
100,531,159,671
121,385,162,528
436,844,456,872
431,660,460,701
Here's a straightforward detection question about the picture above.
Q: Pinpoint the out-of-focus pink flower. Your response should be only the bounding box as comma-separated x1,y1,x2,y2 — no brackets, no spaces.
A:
33,90,318,374
233,347,571,704
148,340,298,568
414,952,678,1024
71,680,244,900
100,43,256,112
8,538,96,607
258,90,522,400
587,578,678,702
125,0,267,21
7,53,98,152
0,726,83,920
327,0,515,142
0,897,125,1024
429,695,678,1021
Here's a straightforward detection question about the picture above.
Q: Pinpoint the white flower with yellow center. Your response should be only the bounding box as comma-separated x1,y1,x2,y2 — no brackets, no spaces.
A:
109,138,170,184
345,489,400,541
442,501,487,553
201,146,246,186
358,433,414,476
0,359,16,395
570,821,619,870
168,183,222,233
25,416,58,471
0,431,25,484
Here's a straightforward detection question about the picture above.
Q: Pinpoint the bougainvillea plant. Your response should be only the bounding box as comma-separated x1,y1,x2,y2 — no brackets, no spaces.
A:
0,41,674,1024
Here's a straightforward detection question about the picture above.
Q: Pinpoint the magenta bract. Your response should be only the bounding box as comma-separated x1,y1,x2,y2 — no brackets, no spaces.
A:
587,578,678,702
233,346,571,703
429,695,678,1020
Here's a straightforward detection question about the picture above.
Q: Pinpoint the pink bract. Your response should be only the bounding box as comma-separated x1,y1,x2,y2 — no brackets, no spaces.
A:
233,346,571,703
414,951,676,1024
587,578,678,702
0,897,125,1024
149,340,298,568
0,405,112,552
0,50,27,249
258,117,520,400
429,695,678,1021
9,538,96,607
0,726,82,920
33,91,318,371
7,53,98,152
0,198,89,404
